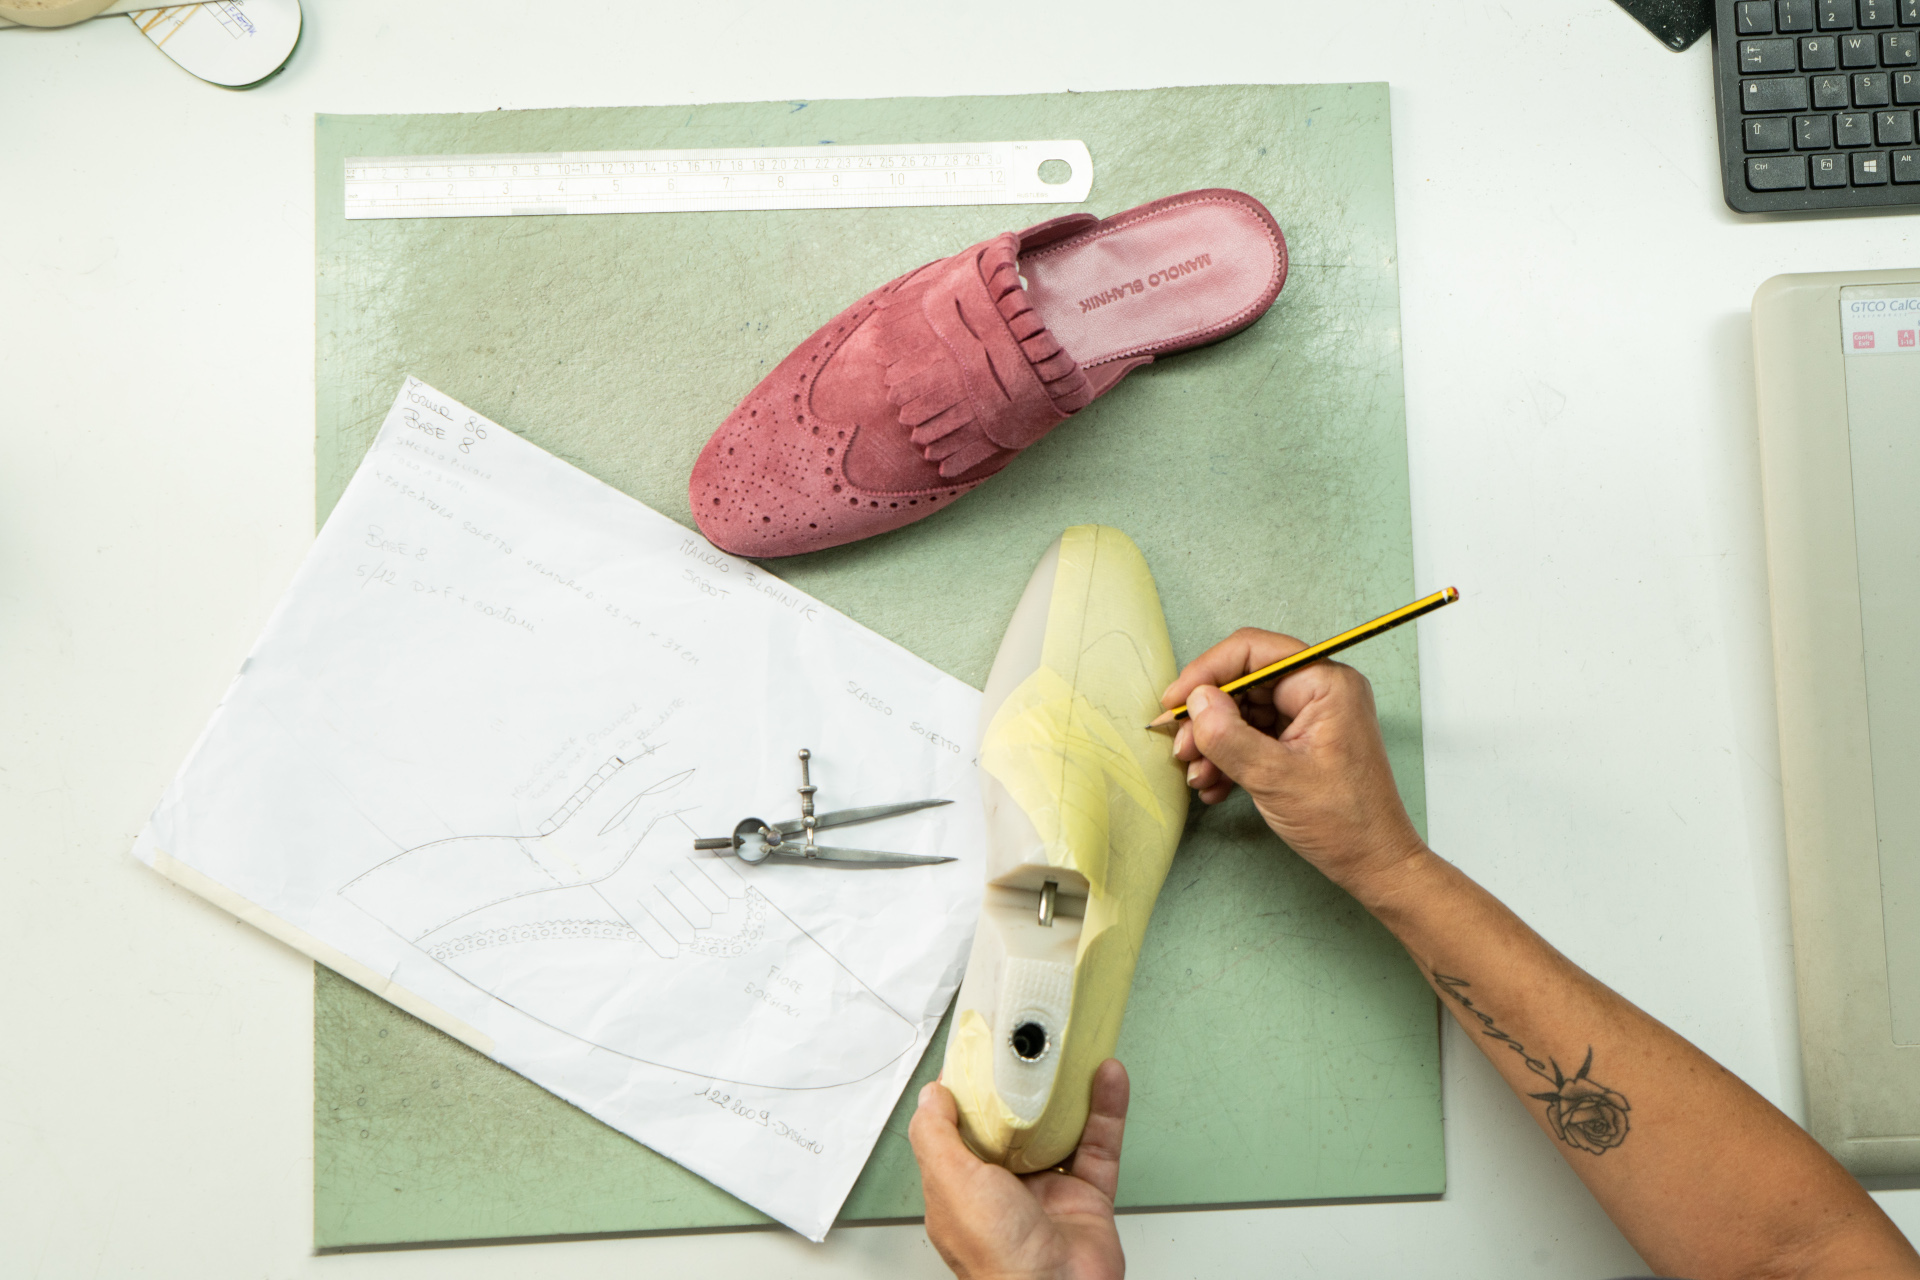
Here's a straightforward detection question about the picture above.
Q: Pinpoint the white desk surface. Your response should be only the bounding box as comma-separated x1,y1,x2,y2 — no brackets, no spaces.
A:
5,2,1917,1275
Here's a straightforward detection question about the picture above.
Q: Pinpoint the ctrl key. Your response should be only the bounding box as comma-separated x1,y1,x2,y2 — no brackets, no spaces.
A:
1748,155,1810,189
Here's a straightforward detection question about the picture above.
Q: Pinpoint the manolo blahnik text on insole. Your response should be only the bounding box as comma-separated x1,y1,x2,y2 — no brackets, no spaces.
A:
1078,253,1213,313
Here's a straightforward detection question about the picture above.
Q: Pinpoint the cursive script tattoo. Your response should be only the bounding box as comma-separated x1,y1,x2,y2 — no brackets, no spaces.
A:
1433,972,1632,1155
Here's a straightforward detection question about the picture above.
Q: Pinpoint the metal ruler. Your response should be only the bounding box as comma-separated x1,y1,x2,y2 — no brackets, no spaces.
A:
344,140,1093,221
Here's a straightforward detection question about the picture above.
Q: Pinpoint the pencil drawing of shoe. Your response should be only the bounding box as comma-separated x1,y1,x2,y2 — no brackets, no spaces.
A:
941,525,1188,1171
340,753,918,1089
689,189,1287,557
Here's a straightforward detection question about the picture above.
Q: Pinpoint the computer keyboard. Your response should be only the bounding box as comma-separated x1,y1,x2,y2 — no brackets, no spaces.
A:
1714,0,1920,211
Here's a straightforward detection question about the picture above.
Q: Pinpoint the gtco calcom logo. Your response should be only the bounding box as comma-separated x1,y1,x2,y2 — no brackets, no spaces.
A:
1844,297,1920,354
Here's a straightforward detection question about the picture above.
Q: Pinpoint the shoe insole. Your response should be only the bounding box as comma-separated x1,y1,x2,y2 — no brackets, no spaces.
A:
1019,192,1285,370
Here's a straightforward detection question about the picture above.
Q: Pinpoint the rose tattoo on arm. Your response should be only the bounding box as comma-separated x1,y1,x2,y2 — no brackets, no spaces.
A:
1433,973,1632,1155
1528,1047,1632,1154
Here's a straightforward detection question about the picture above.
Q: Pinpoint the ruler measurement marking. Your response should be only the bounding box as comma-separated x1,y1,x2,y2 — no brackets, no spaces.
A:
344,141,1092,220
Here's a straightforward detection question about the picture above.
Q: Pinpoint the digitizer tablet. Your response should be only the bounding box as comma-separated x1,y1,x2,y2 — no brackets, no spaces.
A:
1754,269,1920,1176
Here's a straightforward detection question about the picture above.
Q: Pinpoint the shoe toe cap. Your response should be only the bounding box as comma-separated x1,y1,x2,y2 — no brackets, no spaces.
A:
689,404,841,556
691,419,976,557
691,307,984,557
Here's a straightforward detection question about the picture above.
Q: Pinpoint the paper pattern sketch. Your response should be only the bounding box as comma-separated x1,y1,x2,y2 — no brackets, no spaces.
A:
133,378,985,1239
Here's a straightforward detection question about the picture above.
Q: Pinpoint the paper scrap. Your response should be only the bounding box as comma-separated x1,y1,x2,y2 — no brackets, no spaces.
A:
134,377,986,1239
128,0,299,87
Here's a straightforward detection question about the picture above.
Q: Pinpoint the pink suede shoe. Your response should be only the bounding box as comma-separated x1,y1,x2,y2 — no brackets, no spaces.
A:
689,188,1287,557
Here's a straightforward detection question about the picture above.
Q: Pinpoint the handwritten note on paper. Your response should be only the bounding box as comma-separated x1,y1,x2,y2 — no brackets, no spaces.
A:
132,377,985,1240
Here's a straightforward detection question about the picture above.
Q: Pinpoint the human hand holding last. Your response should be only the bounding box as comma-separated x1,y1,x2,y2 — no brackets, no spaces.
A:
1164,627,1427,899
908,1059,1129,1280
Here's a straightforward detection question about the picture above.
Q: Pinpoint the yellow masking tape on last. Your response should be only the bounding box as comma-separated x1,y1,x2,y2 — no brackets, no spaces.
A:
980,665,1166,896
980,525,1186,901
954,525,1188,1169
947,1008,1025,1147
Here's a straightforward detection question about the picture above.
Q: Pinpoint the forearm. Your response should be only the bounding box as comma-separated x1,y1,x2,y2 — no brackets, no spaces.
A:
1167,637,1916,1276
1351,847,1918,1280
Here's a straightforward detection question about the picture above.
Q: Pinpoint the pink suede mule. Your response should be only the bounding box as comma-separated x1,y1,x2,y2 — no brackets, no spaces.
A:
690,188,1287,557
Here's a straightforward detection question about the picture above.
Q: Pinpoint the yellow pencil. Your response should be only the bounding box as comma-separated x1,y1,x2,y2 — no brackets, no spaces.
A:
1147,586,1460,731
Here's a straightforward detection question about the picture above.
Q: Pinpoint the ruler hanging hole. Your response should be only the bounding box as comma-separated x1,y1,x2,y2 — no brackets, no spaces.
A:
1037,159,1073,186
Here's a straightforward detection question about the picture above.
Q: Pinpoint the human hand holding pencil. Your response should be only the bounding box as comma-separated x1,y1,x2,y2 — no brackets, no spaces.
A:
1160,590,1455,899
1148,587,1457,729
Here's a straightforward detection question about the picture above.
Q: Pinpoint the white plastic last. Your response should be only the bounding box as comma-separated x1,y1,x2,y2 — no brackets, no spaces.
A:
132,378,986,1239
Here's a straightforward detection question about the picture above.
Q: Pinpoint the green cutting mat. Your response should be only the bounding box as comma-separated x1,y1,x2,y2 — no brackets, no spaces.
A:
313,84,1441,1250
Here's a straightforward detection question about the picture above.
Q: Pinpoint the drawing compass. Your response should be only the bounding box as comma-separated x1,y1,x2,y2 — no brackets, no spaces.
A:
692,749,956,868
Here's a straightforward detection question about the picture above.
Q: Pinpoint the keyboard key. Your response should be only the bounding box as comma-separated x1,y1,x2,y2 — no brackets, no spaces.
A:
1898,69,1920,98
1747,116,1796,149
1895,147,1920,177
1745,37,1799,69
1750,155,1811,186
1742,0,1777,29
1797,112,1836,145
1805,34,1841,65
1906,0,1920,22
1862,0,1897,24
1855,149,1892,179
1816,73,1853,103
1781,0,1817,28
1839,109,1877,140
1879,107,1916,139
1821,0,1855,26
1745,77,1813,109
1842,31,1879,63
1859,70,1894,100
1811,152,1851,182
1884,30,1920,59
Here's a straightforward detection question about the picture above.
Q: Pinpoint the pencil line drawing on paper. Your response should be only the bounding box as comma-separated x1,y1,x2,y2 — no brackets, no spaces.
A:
339,750,918,1090
135,379,990,1238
